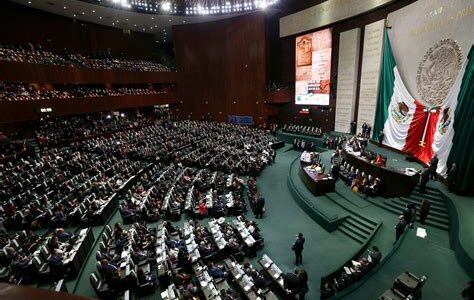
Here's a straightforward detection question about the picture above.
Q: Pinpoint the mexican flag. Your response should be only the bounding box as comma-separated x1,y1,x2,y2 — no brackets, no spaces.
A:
432,48,470,176
373,30,439,164
373,30,471,176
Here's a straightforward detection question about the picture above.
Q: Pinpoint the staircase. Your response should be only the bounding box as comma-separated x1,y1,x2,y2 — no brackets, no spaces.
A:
375,186,450,231
337,215,378,244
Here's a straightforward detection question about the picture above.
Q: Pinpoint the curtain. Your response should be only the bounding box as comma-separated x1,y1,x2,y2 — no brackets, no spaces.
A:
372,29,396,142
447,46,474,194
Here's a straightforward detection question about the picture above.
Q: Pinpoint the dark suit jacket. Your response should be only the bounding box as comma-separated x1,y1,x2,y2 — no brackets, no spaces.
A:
293,237,305,252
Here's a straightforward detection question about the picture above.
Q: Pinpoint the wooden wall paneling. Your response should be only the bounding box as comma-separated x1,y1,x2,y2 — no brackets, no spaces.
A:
173,13,267,125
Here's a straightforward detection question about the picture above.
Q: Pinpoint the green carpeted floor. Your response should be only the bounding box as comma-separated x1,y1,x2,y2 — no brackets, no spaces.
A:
70,144,471,299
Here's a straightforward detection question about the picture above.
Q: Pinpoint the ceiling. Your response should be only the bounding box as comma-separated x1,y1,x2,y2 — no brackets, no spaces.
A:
10,0,280,42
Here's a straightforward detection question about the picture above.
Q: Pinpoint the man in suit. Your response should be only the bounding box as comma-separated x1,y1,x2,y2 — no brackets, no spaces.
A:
429,154,439,180
292,233,305,265
419,168,430,194
254,194,265,219
283,269,300,300
448,162,457,192
394,215,406,244
368,246,382,265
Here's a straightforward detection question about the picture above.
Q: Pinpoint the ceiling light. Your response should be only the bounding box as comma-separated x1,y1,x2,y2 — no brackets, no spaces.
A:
161,1,171,12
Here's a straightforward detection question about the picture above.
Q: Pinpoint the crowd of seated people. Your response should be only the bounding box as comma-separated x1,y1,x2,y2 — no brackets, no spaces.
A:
345,136,387,167
1,227,90,285
0,132,34,161
293,138,317,151
0,82,164,102
178,123,278,175
322,135,346,149
35,110,155,147
0,43,171,71
337,161,381,198
283,124,323,137
183,171,247,219
0,230,45,284
0,146,147,230
321,245,382,299
2,115,279,236
93,222,159,298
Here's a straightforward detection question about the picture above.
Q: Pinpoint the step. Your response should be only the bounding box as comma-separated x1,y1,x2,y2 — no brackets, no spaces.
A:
393,199,448,219
349,213,377,229
408,192,445,204
379,201,450,230
413,186,442,195
386,200,449,226
344,217,373,235
339,223,368,241
337,226,365,244
392,198,449,217
399,197,447,214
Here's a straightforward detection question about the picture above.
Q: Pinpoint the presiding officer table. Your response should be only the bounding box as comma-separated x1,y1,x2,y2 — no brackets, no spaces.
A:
342,145,420,197
299,152,335,196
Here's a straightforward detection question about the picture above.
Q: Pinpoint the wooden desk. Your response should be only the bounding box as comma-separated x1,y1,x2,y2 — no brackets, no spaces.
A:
342,148,420,197
299,161,335,196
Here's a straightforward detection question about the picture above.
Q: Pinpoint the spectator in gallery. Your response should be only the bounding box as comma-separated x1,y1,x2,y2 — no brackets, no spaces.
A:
394,215,406,244
448,162,457,192
419,199,431,225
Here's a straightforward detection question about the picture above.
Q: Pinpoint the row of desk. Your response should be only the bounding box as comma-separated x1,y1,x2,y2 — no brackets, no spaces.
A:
342,147,420,197
223,257,279,300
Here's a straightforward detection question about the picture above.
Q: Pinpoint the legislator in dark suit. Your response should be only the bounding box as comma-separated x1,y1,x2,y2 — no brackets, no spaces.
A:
292,233,305,265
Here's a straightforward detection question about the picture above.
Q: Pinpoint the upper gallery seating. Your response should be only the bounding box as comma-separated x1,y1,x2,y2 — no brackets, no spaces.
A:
0,82,166,102
0,43,171,72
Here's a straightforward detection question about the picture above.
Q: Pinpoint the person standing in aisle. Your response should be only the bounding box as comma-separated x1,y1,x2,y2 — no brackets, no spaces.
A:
292,233,305,265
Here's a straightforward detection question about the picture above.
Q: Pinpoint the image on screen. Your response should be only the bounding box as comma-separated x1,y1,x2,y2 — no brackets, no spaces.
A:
295,28,332,105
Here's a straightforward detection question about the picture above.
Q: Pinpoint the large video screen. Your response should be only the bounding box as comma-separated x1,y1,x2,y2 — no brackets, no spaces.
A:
295,28,332,105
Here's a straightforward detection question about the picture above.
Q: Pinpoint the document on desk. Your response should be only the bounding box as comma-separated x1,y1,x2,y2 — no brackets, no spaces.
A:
416,227,427,238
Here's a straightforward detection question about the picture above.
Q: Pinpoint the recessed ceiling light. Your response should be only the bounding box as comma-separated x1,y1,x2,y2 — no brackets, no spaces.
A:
63,6,66,9
28,1,31,4
92,10,95,13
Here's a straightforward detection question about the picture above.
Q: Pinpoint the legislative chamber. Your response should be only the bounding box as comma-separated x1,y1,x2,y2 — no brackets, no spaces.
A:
0,1,473,300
